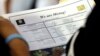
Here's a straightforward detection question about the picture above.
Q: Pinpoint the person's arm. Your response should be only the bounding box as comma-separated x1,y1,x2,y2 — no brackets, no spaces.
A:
0,17,30,56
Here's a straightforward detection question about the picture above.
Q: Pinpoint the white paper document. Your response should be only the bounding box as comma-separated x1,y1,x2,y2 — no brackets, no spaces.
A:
2,0,94,51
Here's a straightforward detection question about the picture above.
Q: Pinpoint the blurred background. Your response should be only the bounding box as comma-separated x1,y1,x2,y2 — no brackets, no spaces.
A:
0,0,62,15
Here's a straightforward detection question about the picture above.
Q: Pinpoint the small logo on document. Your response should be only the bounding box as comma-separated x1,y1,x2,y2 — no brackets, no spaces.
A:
77,4,85,11
16,19,25,25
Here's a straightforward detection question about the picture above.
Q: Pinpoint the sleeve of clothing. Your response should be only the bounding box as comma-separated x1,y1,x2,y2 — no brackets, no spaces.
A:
9,0,33,13
66,0,99,56
36,0,59,8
